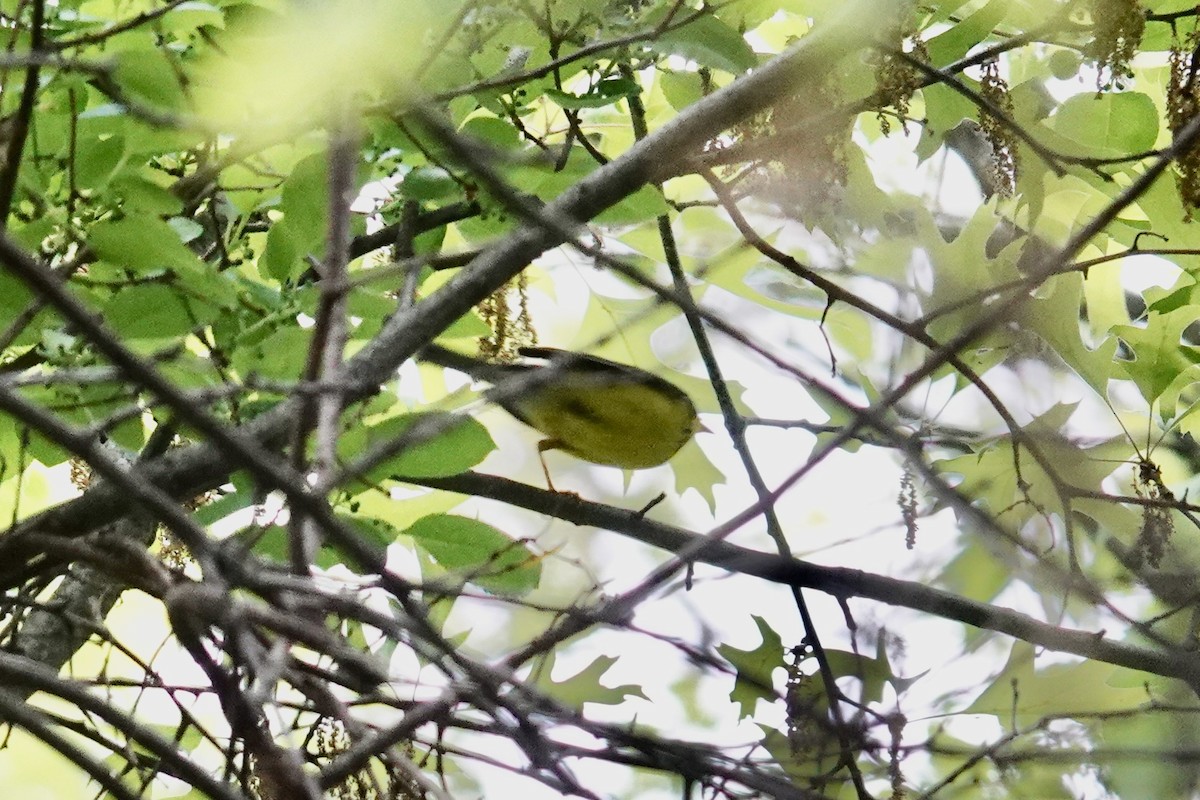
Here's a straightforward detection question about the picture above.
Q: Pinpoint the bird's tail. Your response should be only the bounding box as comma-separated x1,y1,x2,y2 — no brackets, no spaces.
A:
417,343,528,384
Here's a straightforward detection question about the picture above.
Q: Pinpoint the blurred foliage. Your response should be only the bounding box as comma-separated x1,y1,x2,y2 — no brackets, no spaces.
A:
7,0,1200,798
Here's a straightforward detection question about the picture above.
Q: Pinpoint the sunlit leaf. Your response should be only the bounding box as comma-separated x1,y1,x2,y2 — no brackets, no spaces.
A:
534,651,648,709
89,217,205,274
966,642,1156,727
405,513,541,594
718,615,784,719
194,0,437,136
340,412,495,481
1051,92,1159,157
651,14,758,74
1113,307,1200,406
104,285,211,339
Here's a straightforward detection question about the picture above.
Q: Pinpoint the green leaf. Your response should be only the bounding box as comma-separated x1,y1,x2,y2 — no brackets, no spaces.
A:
925,0,1010,64
717,615,784,719
545,87,627,110
103,284,203,339
545,78,639,111
937,405,1129,533
596,77,639,98
261,220,302,283
1096,701,1200,798
534,651,648,709
74,128,127,190
1016,273,1120,394
161,1,225,33
231,326,311,380
405,513,541,594
247,514,395,569
114,48,187,111
192,0,435,138
168,217,206,244
705,236,826,319
917,203,1022,354
759,723,846,790
345,286,402,338
0,270,32,314
653,15,757,74
1113,306,1200,405
939,539,1010,604
966,641,1155,727
1048,49,1082,80
192,488,256,527
460,115,523,150
595,184,670,224
341,412,495,481
238,524,289,565
824,646,893,705
916,81,980,162
89,217,204,274
111,174,184,215
659,70,705,112
346,480,464,532
1051,92,1158,156
280,152,329,239
401,167,459,202
715,0,788,31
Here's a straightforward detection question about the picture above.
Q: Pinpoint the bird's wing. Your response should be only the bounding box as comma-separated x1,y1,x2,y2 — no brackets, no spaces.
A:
517,347,692,403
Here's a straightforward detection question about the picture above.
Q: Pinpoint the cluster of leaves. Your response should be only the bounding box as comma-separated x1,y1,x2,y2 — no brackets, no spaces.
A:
8,0,1200,799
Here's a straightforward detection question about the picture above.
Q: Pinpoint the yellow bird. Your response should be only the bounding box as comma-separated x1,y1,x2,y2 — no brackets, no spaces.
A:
421,344,703,489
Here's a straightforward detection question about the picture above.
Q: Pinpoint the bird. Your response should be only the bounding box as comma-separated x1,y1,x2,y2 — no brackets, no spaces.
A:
419,343,703,489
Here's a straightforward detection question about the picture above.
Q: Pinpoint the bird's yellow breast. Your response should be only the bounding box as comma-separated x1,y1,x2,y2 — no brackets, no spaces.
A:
510,380,697,469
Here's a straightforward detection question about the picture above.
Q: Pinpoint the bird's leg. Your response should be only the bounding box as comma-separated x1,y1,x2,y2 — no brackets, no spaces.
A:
537,439,560,492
